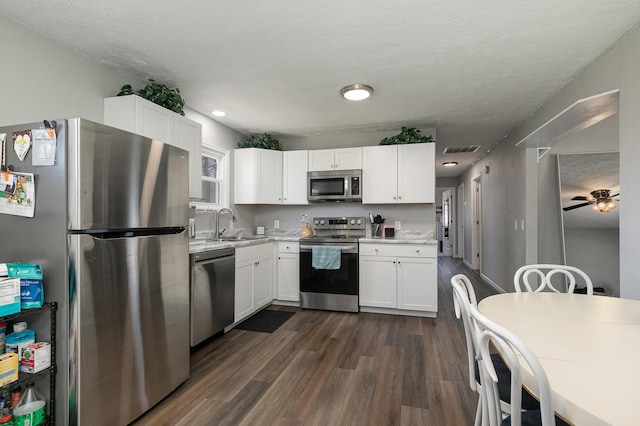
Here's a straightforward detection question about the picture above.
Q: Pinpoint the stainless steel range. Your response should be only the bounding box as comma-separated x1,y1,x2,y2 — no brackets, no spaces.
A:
299,216,366,313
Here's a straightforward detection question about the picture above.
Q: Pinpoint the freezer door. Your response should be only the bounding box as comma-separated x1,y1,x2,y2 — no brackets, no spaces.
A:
67,118,189,230
68,232,189,426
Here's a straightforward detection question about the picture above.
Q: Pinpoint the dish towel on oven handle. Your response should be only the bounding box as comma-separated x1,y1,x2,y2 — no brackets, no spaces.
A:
312,246,342,270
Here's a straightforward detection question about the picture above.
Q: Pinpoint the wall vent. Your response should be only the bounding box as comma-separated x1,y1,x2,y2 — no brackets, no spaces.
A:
443,145,481,154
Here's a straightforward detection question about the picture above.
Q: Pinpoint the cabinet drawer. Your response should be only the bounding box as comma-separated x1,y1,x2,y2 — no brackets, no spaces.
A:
236,242,274,262
278,242,299,253
359,243,436,258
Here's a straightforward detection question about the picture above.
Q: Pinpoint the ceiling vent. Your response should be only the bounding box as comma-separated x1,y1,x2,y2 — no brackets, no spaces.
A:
443,145,481,154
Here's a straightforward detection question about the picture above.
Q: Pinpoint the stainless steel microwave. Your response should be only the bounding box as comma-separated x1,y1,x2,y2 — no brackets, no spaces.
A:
307,169,362,202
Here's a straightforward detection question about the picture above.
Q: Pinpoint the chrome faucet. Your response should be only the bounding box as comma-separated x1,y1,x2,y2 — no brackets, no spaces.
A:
214,208,237,240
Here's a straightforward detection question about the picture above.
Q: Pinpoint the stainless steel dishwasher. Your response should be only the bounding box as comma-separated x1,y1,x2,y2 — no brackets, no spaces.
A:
190,247,235,346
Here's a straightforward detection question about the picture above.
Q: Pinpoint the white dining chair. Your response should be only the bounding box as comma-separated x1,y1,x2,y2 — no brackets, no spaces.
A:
469,304,570,426
513,264,593,295
451,275,539,426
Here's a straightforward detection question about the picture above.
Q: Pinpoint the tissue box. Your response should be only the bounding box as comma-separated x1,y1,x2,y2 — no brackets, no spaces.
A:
0,278,21,316
0,353,18,386
20,342,51,373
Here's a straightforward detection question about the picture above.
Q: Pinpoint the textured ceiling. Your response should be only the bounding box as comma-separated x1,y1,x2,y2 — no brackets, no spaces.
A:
2,1,640,177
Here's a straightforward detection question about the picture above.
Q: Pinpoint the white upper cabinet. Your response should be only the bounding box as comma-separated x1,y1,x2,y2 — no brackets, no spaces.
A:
308,147,362,171
234,148,283,204
282,150,309,205
104,95,202,198
362,143,434,204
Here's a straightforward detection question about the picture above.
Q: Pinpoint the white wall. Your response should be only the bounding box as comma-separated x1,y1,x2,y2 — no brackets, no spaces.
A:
565,228,620,296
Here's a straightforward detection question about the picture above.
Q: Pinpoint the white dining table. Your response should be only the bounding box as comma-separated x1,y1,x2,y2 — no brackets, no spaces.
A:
478,292,640,426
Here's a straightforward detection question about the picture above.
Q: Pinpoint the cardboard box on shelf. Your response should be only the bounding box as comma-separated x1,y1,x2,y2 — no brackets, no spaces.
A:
20,342,51,373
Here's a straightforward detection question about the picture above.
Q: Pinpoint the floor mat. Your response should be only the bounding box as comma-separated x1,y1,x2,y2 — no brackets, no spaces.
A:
235,309,295,333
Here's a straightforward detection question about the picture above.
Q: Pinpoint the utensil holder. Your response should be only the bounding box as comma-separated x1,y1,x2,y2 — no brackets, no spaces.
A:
371,223,382,238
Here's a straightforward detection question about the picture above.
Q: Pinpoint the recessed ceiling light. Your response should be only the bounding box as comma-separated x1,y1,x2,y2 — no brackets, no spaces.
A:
212,110,226,117
442,161,458,167
340,83,374,101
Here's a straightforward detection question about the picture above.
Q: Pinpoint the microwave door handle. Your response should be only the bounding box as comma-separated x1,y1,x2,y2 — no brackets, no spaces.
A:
345,176,349,197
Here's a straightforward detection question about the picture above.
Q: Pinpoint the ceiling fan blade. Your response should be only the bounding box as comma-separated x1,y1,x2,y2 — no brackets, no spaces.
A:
611,193,620,198
571,196,589,201
563,201,592,211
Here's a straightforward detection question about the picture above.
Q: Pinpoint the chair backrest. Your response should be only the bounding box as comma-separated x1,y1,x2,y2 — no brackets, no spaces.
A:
514,264,593,295
469,305,555,426
450,274,481,392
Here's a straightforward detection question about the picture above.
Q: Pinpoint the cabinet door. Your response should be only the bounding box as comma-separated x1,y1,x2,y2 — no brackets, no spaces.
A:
362,145,398,204
234,149,257,204
334,147,362,170
283,150,309,205
396,257,437,312
257,149,283,204
173,115,203,199
308,149,335,171
134,96,173,143
277,253,300,301
253,257,273,309
235,261,254,323
397,143,435,203
359,256,397,308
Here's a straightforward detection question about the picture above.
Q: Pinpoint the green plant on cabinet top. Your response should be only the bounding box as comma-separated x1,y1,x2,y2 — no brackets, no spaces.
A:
380,127,435,145
117,80,185,116
238,133,282,150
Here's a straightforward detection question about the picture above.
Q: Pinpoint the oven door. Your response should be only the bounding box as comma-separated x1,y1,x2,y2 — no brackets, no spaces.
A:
299,242,359,312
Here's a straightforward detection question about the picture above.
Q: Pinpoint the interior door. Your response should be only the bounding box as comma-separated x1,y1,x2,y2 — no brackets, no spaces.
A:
442,190,452,256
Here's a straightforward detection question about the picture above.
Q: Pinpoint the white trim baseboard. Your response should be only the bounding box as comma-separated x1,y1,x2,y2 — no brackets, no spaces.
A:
480,273,506,293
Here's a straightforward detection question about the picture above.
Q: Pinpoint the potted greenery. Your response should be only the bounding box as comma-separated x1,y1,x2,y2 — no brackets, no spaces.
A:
237,133,282,150
380,127,435,145
117,80,186,116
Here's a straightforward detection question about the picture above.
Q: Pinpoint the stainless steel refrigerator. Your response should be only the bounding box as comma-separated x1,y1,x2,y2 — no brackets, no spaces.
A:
0,118,190,425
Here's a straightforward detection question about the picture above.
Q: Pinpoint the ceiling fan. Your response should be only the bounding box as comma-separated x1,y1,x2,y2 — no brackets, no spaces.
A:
563,189,620,212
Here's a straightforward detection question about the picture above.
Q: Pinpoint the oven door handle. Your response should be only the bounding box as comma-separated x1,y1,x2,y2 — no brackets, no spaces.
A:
300,245,357,251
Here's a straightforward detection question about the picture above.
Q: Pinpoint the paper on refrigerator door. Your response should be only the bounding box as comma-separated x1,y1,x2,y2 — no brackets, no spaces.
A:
31,127,57,166
0,172,35,217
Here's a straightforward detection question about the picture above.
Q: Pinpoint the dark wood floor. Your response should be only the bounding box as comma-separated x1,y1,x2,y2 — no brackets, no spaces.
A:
133,256,497,426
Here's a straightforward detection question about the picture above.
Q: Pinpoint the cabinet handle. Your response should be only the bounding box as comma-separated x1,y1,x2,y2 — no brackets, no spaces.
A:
375,249,379,253
393,196,397,200
398,196,402,200
393,260,396,264
416,250,420,254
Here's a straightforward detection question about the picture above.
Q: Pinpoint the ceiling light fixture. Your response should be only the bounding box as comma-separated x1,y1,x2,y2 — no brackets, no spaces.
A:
212,110,226,117
442,161,458,167
588,189,617,213
340,83,374,101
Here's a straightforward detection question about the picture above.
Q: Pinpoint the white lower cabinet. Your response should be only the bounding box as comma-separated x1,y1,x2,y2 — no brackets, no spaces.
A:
359,243,437,314
276,242,300,302
234,243,274,323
